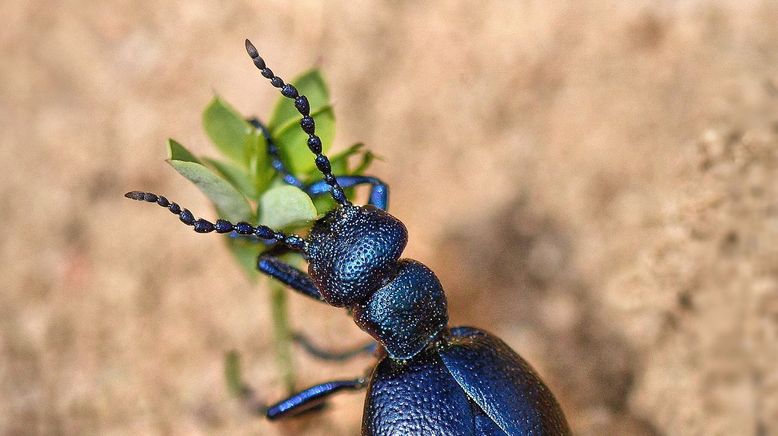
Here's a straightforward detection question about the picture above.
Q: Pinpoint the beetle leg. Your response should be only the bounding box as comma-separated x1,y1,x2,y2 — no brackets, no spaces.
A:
306,176,389,210
266,378,367,421
258,251,324,302
292,332,377,361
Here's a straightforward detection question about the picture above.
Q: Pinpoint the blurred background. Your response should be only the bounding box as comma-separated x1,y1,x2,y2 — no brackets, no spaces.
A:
2,1,777,435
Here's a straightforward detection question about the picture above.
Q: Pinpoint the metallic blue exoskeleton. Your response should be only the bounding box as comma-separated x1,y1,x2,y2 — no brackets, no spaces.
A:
126,39,571,435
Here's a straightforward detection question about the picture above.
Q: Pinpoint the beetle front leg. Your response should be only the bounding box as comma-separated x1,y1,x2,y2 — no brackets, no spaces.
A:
306,176,389,210
258,251,324,302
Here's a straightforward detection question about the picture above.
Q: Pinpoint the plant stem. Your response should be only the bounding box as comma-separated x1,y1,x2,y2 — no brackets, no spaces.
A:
270,282,295,393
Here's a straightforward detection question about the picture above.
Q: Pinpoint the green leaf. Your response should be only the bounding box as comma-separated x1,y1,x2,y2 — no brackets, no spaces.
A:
203,97,252,165
327,142,364,174
167,157,253,222
352,150,375,175
269,70,329,132
203,157,257,199
258,185,317,230
225,238,263,280
272,105,335,176
246,131,275,195
168,138,202,163
312,195,336,215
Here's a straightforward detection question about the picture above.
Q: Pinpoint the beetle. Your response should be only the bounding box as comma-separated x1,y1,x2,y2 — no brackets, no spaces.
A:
126,39,571,435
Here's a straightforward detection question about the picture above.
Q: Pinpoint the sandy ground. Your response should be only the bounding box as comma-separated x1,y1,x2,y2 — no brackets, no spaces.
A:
2,1,777,435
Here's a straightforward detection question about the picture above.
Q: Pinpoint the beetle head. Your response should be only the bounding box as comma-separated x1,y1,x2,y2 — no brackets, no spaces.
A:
306,205,408,307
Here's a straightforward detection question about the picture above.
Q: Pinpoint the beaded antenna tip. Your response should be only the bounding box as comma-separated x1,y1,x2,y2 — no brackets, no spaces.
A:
243,38,349,206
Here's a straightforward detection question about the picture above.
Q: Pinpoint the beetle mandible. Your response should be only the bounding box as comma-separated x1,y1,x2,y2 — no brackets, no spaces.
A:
126,39,571,435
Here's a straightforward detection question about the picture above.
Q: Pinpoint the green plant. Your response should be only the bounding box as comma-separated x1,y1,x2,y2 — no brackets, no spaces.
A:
168,70,373,392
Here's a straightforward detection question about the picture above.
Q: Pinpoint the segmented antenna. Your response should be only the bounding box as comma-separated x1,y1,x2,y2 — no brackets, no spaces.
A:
244,39,350,206
248,117,303,189
124,191,307,251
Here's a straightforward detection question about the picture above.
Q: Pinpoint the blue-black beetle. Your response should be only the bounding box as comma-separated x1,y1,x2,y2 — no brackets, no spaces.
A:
126,39,571,435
